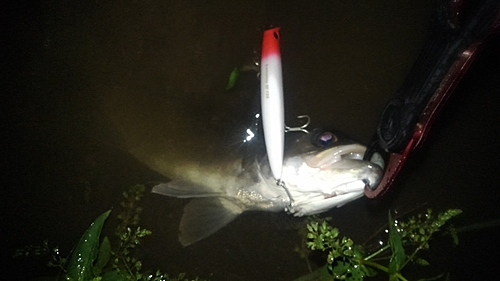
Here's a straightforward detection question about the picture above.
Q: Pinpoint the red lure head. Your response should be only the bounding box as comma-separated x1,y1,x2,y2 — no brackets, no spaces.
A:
262,27,281,60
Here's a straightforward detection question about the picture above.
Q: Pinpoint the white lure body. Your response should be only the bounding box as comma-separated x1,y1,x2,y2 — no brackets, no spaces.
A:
261,27,285,182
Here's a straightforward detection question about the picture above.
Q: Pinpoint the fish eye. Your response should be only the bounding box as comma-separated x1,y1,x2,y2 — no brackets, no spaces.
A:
311,130,338,147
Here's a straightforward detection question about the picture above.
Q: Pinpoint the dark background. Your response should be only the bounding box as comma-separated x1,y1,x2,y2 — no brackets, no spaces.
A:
2,0,500,280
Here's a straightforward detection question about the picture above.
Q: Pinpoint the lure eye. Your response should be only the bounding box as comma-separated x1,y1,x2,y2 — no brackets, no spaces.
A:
311,130,339,147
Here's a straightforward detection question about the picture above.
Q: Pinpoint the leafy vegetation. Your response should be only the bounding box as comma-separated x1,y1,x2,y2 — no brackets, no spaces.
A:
301,208,462,281
14,184,204,281
15,183,470,281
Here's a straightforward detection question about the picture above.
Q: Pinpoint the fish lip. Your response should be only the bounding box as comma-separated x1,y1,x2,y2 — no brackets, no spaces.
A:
302,143,367,168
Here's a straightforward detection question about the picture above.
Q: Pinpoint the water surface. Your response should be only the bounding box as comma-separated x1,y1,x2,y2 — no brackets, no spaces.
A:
3,0,500,280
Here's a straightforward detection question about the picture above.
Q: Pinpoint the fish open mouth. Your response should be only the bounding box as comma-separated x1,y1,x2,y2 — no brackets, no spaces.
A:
283,143,384,216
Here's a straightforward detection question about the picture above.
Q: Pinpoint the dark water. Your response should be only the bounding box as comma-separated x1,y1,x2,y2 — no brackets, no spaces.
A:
3,0,500,280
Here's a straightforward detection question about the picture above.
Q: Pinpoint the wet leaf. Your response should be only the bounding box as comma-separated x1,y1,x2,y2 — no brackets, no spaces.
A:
348,265,365,281
352,245,365,260
93,236,111,276
62,210,111,281
331,260,349,277
388,211,406,277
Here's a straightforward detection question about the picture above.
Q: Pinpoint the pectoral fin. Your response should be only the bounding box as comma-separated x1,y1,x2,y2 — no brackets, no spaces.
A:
179,197,244,246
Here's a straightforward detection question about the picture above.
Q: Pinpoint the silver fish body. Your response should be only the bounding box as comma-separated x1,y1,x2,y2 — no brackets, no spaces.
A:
153,131,383,246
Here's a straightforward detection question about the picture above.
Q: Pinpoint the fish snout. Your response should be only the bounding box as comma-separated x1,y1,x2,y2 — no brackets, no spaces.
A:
362,162,383,190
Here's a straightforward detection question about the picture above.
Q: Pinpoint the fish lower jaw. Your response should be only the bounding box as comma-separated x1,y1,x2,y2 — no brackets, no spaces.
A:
286,180,366,216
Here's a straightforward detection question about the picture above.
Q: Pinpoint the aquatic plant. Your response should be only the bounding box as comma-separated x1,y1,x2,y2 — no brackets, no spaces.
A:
110,184,152,279
300,208,462,281
14,184,204,281
13,239,67,272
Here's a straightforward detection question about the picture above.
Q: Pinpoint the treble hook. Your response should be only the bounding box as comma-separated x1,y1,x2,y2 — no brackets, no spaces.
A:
285,115,310,134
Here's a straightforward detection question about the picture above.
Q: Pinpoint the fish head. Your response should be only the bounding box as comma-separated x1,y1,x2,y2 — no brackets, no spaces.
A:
278,129,384,216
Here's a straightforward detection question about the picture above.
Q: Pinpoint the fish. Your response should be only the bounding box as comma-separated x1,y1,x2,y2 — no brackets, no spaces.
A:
152,129,383,246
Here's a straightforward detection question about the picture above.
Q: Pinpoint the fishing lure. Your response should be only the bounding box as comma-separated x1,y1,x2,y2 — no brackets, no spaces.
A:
261,27,285,183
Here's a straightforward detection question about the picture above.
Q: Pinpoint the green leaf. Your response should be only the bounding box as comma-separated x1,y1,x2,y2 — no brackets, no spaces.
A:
359,264,377,278
448,225,459,245
62,210,111,281
331,259,350,277
415,258,430,266
93,236,111,276
100,270,129,281
347,264,365,281
225,67,240,90
352,244,365,260
389,274,399,281
388,211,406,276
